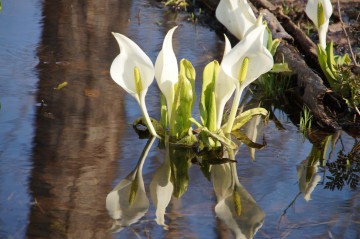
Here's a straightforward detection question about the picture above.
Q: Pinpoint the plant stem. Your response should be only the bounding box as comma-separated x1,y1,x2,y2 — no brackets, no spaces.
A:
140,97,160,138
225,87,243,134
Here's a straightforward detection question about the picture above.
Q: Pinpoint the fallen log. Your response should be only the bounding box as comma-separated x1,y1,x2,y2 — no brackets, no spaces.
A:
263,9,341,130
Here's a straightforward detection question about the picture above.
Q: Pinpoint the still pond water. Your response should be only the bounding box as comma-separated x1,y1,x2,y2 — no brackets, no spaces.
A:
0,0,359,238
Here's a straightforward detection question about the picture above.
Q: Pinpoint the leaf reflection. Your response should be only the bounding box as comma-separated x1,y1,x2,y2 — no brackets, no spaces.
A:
106,137,155,233
211,149,265,239
168,145,193,198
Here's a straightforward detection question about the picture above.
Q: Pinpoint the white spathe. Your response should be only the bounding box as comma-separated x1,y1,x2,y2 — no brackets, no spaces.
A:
110,33,154,102
305,0,333,50
215,34,235,129
110,32,159,137
221,16,273,133
216,0,257,40
221,18,273,90
155,26,179,121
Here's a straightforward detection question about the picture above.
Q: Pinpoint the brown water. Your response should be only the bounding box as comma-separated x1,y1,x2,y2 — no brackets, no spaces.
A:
0,0,359,238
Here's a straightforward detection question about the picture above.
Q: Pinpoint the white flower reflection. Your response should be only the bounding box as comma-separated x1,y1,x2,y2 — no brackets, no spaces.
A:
211,151,265,239
297,161,322,202
149,139,174,229
106,137,155,232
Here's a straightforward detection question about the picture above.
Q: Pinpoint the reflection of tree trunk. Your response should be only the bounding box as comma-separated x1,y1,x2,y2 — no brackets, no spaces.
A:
27,0,132,238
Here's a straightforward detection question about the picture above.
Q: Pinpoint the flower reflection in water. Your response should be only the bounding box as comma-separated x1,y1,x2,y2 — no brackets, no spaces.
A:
297,161,322,202
150,138,174,229
106,137,155,232
296,134,332,201
282,134,335,217
212,150,265,239
106,136,265,238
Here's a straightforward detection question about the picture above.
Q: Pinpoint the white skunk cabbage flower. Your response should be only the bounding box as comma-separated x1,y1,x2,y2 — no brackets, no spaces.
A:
305,0,333,50
155,26,179,121
215,34,235,129
221,15,274,133
216,0,257,40
110,33,159,138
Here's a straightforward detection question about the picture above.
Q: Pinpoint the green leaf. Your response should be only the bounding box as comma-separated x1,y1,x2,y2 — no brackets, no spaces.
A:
199,131,219,149
189,117,237,149
179,59,196,109
270,62,291,73
342,54,351,65
335,53,351,66
205,129,237,149
168,59,196,141
270,39,281,56
231,130,266,150
170,74,194,140
223,108,268,131
266,26,273,52
200,60,219,131
317,44,337,87
326,41,337,74
170,128,198,147
265,26,281,56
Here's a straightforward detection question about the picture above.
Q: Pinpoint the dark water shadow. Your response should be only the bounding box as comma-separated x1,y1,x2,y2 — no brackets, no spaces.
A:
27,0,133,237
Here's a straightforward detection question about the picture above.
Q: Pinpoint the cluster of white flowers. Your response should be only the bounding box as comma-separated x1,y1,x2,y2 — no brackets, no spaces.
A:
109,0,276,139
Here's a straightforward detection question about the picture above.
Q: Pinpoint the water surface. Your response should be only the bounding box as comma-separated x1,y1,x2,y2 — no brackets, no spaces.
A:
0,0,359,238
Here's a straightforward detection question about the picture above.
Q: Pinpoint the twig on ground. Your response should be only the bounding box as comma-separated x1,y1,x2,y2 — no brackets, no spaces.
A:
337,0,359,66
